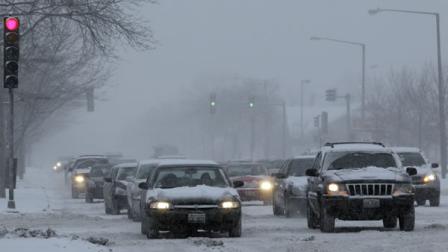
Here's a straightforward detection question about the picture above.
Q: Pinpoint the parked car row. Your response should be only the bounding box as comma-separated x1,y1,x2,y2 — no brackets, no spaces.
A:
62,142,441,236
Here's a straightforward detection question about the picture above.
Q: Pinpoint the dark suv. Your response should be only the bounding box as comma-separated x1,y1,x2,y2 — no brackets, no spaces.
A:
306,142,417,232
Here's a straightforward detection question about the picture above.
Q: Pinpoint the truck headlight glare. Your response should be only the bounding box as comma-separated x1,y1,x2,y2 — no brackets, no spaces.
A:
150,201,171,209
220,201,239,209
74,175,85,183
260,181,273,191
328,183,339,192
423,174,436,183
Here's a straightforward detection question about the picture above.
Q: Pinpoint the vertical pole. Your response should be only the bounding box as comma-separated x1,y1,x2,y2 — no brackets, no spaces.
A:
263,81,270,159
250,110,255,161
361,44,366,122
435,14,447,178
210,113,215,160
7,88,15,209
282,102,287,158
346,94,352,141
0,91,5,198
300,82,305,139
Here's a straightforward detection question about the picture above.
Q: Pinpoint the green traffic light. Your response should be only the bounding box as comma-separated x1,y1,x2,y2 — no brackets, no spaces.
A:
210,101,216,107
249,102,254,108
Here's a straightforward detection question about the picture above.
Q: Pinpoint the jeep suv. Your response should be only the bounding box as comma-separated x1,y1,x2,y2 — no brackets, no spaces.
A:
306,142,417,232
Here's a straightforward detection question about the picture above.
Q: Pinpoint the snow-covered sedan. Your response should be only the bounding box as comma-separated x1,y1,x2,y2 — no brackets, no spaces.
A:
392,147,441,206
138,160,243,238
273,155,315,217
224,162,273,204
306,142,417,232
103,163,137,215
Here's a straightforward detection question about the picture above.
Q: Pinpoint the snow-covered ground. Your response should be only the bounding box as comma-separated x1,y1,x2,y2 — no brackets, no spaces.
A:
1,167,448,252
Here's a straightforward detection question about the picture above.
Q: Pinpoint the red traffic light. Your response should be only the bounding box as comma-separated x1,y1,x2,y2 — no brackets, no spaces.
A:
5,17,19,31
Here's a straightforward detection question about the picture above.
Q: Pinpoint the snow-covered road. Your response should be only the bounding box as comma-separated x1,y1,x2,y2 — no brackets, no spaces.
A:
1,167,448,252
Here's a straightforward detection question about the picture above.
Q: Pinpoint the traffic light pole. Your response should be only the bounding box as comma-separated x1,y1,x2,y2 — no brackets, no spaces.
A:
345,94,352,141
7,87,15,209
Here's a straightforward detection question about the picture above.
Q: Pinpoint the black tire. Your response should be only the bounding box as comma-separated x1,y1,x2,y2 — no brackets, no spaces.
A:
399,207,415,231
105,202,112,214
71,188,79,199
141,217,149,235
272,197,283,216
429,194,440,207
111,200,120,215
320,207,335,233
284,198,297,218
145,218,159,239
85,191,93,203
416,199,426,206
383,216,397,228
307,202,319,229
229,218,242,238
127,207,133,220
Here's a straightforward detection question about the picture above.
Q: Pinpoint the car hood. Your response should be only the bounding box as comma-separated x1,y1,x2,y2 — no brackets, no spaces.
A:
146,185,239,205
324,167,409,183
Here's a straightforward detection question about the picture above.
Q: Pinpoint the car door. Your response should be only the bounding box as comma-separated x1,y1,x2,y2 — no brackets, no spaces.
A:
274,160,289,205
307,152,322,212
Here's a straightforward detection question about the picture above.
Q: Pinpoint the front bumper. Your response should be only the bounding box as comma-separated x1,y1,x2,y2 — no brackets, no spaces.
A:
147,207,241,232
322,195,414,220
237,188,272,202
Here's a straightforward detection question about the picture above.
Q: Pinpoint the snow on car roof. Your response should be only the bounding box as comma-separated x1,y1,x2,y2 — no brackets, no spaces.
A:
390,147,421,153
157,159,218,167
113,162,138,168
322,143,392,153
293,155,316,159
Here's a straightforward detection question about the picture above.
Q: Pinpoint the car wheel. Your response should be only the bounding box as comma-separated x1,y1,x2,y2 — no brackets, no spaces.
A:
127,207,133,219
71,188,79,199
429,194,440,207
307,201,319,229
229,218,242,238
146,218,159,239
272,197,283,216
111,200,120,215
399,207,415,231
85,191,93,203
320,207,335,233
383,216,397,228
416,199,426,206
141,216,148,235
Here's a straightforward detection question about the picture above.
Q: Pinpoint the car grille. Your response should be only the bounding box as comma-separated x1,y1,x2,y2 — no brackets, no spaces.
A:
346,183,394,196
411,175,424,185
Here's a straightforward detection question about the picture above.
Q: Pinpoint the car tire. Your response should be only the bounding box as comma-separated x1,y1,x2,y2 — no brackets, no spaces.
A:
141,216,148,235
229,218,242,238
127,207,133,219
71,188,79,199
307,201,319,229
272,197,283,216
320,207,335,233
85,191,93,203
111,200,120,215
383,216,397,228
416,199,426,206
146,218,159,239
399,207,415,231
429,194,440,207
105,202,112,214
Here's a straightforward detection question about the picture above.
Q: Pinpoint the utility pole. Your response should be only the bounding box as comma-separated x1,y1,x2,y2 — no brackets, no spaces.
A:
345,94,352,141
248,96,255,161
300,80,311,138
0,91,5,198
281,101,287,158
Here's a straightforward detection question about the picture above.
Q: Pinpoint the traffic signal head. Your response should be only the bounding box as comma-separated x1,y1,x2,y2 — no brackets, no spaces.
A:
210,93,216,114
325,89,337,102
4,16,20,89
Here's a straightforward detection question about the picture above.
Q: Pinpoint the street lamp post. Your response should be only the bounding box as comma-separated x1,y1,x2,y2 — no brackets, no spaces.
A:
369,8,447,178
310,36,366,121
300,80,311,139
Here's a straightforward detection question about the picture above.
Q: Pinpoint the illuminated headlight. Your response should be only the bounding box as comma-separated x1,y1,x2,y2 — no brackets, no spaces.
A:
115,187,127,196
259,181,273,191
423,174,436,183
53,166,58,171
220,201,240,209
393,184,414,196
150,201,172,209
326,183,347,196
74,175,85,183
56,162,62,167
328,183,339,192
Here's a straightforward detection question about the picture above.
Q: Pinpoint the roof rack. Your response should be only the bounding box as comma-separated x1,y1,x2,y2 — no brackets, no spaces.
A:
324,142,385,148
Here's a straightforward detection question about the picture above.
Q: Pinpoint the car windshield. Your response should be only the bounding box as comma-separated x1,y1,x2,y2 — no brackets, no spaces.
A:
117,167,137,180
136,164,157,179
152,166,228,188
75,158,108,169
324,152,397,170
288,158,315,176
226,164,267,177
397,152,426,167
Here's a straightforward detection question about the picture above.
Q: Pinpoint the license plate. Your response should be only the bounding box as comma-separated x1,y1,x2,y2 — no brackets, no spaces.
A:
363,199,380,208
188,213,206,224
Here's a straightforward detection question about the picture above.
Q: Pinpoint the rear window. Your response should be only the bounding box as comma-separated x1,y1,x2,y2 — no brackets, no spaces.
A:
324,151,397,170
397,152,426,167
288,158,315,176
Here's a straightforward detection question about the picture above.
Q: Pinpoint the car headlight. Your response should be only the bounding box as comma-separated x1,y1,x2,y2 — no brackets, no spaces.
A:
220,201,240,209
56,162,62,167
74,175,85,183
53,166,58,171
393,184,414,196
325,183,347,196
259,181,273,191
423,173,436,183
149,201,172,210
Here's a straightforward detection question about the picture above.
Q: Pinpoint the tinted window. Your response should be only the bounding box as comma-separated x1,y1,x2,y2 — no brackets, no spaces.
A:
117,167,137,180
136,164,157,179
226,164,267,177
152,166,228,188
397,152,426,167
288,158,315,176
324,152,397,170
90,167,104,177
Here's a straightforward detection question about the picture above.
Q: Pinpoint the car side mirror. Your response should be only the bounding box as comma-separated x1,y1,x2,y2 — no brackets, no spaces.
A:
104,177,112,183
305,169,319,177
431,163,439,169
406,167,417,176
138,182,149,190
273,173,287,179
233,181,244,188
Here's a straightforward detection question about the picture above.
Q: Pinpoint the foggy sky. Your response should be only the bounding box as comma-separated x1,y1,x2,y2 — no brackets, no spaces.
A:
33,0,448,165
